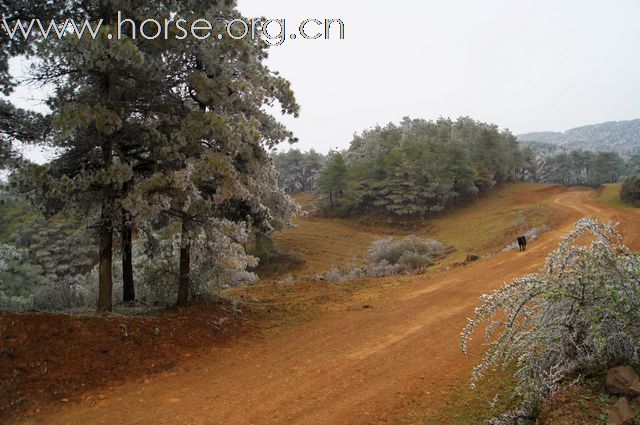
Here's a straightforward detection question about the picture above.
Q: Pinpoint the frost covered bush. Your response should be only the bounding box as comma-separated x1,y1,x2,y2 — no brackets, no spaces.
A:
31,275,89,310
0,289,31,310
159,220,258,298
368,235,444,266
398,251,434,269
364,260,404,278
0,243,46,296
461,219,640,424
365,235,443,277
320,266,345,283
86,219,259,306
316,235,444,281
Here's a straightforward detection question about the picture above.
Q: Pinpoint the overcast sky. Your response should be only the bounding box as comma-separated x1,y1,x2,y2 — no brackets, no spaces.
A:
7,0,640,160
237,0,640,153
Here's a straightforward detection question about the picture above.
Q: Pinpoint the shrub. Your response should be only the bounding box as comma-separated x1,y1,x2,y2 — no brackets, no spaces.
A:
321,266,345,283
461,219,640,424
620,174,640,207
106,220,259,305
316,235,444,281
364,260,403,278
368,235,445,265
0,209,96,311
398,251,434,269
31,275,88,311
0,290,31,310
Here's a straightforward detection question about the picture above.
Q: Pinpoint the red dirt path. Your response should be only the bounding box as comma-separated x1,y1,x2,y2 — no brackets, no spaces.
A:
9,189,640,424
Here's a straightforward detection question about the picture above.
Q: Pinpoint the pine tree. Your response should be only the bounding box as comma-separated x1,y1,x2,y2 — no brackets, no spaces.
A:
120,1,299,306
273,149,326,193
317,151,348,209
316,117,528,216
33,0,179,311
0,0,70,169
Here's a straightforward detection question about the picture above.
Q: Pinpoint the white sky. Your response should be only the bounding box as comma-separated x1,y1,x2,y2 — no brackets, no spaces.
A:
6,0,640,161
237,0,640,152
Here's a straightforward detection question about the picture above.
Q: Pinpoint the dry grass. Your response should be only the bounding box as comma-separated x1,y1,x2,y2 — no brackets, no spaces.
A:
235,185,638,424
400,370,518,425
597,183,630,208
414,183,563,263
270,183,564,277
236,183,589,423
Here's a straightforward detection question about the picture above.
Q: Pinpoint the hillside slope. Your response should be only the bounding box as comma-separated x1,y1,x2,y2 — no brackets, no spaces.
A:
21,186,640,424
518,118,640,154
270,184,562,277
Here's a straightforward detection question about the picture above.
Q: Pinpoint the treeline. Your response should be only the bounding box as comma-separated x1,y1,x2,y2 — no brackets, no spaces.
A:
273,119,639,215
0,1,298,312
536,150,637,186
315,117,534,216
272,149,325,193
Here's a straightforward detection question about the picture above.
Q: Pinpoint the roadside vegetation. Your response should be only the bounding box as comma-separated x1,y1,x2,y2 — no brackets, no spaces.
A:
268,184,561,278
273,129,640,212
1,1,300,312
620,172,640,207
314,235,446,282
462,219,640,424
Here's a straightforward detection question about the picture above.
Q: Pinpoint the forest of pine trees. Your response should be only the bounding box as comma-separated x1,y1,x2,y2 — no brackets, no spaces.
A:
0,0,299,311
273,119,638,216
313,117,534,216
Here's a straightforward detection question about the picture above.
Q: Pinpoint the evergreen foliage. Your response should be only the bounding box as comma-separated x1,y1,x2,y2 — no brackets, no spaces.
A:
1,0,300,311
462,219,640,424
272,149,325,193
0,0,69,169
316,151,347,209
315,117,533,216
536,150,627,186
0,192,95,310
620,173,640,207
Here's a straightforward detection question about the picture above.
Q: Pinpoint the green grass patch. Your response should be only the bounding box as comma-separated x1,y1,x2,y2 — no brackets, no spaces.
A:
410,369,519,424
597,183,633,209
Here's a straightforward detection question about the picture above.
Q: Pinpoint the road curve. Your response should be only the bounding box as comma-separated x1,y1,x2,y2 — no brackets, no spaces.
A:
26,189,640,425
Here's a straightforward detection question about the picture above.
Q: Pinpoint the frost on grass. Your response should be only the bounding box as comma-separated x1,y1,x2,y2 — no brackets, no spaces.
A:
461,218,640,424
317,235,445,282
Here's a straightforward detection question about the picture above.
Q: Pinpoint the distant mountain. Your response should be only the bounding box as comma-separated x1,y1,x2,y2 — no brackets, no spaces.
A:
518,119,640,155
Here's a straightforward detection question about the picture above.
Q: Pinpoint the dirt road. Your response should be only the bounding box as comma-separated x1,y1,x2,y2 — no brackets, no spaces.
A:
27,189,639,425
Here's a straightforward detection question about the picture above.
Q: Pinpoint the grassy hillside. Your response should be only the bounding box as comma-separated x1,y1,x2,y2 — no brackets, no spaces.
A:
597,183,630,208
269,183,563,278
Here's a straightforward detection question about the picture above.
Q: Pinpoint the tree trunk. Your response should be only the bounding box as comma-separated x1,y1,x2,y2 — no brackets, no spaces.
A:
329,191,333,209
176,218,191,307
97,200,113,312
97,60,115,312
122,208,135,302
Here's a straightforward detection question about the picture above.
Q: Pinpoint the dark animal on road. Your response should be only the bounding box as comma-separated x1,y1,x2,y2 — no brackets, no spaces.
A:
517,236,527,251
